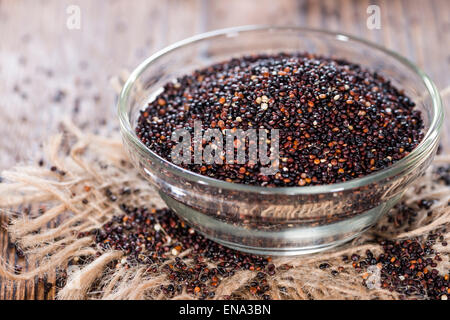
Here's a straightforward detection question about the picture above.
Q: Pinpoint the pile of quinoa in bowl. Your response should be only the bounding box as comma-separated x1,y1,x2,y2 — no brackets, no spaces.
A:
135,52,424,187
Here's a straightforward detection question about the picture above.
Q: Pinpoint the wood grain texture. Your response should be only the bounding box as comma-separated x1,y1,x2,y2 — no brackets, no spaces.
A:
0,0,448,300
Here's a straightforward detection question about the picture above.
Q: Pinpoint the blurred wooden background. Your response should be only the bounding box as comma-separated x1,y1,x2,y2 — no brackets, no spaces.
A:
0,0,449,299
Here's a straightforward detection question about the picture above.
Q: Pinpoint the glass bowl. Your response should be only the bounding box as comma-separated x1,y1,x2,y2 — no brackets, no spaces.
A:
118,26,443,256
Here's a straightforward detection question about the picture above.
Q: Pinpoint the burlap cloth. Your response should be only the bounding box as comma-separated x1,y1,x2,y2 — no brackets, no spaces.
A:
0,121,449,300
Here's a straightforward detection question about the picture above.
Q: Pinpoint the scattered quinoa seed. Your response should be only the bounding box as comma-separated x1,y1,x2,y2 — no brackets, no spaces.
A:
93,207,276,299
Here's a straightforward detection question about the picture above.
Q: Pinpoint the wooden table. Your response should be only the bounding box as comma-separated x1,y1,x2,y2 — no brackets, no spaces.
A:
0,0,449,300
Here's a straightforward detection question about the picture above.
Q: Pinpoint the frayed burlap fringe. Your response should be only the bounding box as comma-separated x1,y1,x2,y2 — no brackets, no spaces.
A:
0,121,449,300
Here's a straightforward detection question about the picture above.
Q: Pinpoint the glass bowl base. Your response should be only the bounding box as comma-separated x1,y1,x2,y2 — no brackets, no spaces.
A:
159,191,403,256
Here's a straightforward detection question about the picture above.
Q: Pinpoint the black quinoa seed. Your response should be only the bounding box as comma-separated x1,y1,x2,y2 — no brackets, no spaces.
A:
435,164,450,186
319,262,331,269
136,53,424,187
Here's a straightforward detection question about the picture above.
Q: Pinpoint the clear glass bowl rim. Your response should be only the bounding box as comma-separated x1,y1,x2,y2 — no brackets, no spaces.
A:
118,25,443,195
